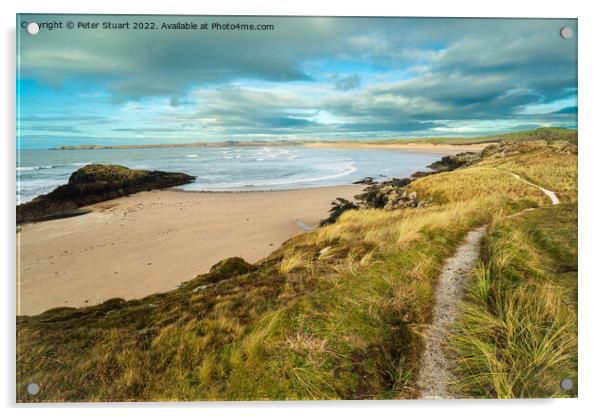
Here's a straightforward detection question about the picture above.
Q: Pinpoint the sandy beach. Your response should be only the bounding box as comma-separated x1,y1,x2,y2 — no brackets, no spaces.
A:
17,185,364,315
304,142,489,153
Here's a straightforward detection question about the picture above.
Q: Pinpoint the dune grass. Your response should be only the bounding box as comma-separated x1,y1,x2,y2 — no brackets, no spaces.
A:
478,140,578,202
451,204,577,398
16,138,577,401
405,166,549,205
371,127,577,145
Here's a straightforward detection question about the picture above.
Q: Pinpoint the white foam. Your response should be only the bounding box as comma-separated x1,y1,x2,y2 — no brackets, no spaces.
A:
17,165,54,171
186,161,357,190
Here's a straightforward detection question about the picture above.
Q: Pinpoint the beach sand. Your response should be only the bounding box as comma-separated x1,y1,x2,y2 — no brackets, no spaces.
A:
17,185,364,316
304,142,489,153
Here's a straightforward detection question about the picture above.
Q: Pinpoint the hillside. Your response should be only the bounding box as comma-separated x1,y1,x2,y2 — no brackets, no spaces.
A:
17,137,577,401
372,127,578,145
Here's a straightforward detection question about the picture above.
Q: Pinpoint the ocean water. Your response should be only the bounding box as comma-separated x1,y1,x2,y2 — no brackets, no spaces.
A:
16,146,444,204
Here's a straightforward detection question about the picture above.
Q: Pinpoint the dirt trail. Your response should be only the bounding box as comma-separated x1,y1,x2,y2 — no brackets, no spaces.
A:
416,225,487,399
511,173,560,205
415,173,559,399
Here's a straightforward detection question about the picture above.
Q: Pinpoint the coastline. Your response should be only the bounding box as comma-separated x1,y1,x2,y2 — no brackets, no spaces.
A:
303,142,489,153
17,184,364,316
50,141,489,154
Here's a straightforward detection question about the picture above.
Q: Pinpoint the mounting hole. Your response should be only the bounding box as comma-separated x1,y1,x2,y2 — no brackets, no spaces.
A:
26,22,40,35
560,378,573,391
560,26,573,39
26,382,40,395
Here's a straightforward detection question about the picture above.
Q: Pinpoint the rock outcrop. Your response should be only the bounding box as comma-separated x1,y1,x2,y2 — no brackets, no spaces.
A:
319,197,360,226
427,151,482,172
17,164,195,224
373,186,433,210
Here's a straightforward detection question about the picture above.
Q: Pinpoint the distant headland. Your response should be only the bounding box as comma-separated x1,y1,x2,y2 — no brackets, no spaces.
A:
49,128,577,151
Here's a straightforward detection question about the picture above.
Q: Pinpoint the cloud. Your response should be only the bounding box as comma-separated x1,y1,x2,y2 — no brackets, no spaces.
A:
335,74,361,91
17,16,577,144
554,106,578,114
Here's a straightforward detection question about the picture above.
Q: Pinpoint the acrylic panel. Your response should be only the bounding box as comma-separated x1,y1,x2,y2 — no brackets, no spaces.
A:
16,15,578,402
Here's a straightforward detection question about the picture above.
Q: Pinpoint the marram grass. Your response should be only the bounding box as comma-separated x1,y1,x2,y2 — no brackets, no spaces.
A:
451,204,577,398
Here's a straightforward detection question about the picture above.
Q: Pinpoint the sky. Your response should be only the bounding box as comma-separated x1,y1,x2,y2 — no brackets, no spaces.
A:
17,15,577,149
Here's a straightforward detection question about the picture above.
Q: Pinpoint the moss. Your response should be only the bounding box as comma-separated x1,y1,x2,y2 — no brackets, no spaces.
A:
68,164,149,185
206,257,256,283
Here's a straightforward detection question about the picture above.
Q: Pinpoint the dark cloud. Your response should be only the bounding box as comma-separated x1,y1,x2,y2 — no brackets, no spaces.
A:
554,106,578,114
18,15,577,140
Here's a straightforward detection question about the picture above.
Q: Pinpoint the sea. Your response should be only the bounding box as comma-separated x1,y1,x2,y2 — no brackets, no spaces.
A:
16,146,445,204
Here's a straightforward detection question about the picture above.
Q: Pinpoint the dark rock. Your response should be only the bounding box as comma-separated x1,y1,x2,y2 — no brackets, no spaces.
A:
319,198,359,226
411,171,435,179
16,164,195,224
427,151,481,172
355,178,413,209
353,177,377,185
320,150,485,224
373,186,433,210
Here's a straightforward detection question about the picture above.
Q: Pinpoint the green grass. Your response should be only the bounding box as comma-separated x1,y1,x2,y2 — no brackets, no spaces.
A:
370,127,577,145
451,204,577,398
16,137,577,401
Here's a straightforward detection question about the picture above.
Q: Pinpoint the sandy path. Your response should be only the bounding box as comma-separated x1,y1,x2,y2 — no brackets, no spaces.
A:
511,173,560,205
416,173,560,399
416,225,488,399
17,185,364,316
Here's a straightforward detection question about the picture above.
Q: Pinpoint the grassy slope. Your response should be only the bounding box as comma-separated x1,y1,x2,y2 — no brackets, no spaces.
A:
452,204,577,398
449,139,577,398
16,139,577,402
371,127,577,145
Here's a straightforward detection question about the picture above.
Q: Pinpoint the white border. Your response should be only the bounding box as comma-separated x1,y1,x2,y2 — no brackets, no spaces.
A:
2,1,600,415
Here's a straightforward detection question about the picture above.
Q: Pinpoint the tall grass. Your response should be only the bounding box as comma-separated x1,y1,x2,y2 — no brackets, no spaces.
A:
479,140,578,202
451,204,578,398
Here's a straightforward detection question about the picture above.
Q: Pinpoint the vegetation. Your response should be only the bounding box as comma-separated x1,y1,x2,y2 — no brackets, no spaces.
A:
451,204,577,398
373,127,578,145
68,164,151,183
16,135,577,401
479,140,578,202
